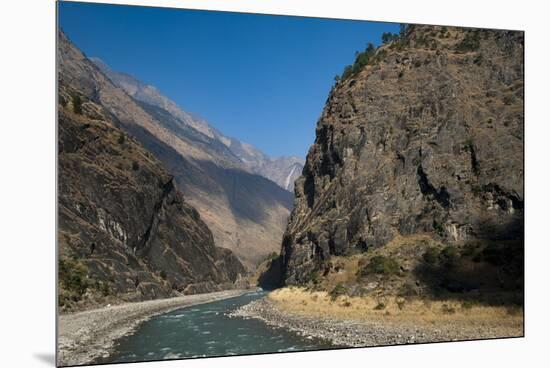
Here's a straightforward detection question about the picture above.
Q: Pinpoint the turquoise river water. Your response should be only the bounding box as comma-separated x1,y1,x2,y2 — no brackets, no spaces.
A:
99,290,332,364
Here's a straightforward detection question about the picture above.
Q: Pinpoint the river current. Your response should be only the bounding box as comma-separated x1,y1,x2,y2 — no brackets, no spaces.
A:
101,290,331,363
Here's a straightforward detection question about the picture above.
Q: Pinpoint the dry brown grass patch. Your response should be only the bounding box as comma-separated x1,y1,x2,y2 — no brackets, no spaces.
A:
268,287,523,330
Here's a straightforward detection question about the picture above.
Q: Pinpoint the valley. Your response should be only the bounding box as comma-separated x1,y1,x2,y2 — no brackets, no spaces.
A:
57,15,523,367
250,24,524,345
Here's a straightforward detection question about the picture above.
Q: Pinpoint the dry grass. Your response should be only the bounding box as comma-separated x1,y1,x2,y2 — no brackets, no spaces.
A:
268,287,523,330
301,233,523,306
305,234,440,293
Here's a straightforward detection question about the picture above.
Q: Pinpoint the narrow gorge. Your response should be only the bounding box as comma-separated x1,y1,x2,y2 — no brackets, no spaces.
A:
56,8,524,365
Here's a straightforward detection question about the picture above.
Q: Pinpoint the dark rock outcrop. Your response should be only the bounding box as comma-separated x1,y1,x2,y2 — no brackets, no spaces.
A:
281,26,524,285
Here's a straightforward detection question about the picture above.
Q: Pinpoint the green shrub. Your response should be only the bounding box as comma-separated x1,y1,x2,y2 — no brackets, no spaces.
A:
340,43,377,82
334,24,413,84
441,246,460,268
341,65,353,81
433,221,445,236
99,281,110,297
456,31,481,52
503,94,516,105
364,255,399,275
59,257,90,304
374,302,386,310
423,247,439,264
72,94,82,115
461,300,475,310
329,283,348,300
117,134,125,145
460,242,480,258
306,270,320,285
399,24,410,37
381,32,400,44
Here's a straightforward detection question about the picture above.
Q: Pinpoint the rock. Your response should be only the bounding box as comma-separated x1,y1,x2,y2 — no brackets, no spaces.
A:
366,282,379,290
58,86,245,310
281,26,523,284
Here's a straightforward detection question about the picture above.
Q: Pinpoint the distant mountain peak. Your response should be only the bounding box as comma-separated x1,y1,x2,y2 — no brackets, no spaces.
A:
89,57,304,191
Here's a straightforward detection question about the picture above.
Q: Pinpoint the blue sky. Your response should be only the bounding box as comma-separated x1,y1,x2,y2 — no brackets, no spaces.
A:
58,2,399,158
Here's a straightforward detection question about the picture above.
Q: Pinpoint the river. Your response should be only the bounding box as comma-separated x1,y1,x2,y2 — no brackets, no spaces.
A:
99,290,331,364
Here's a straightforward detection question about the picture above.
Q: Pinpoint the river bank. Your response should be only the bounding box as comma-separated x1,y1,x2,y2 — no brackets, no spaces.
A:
230,288,523,348
58,289,252,366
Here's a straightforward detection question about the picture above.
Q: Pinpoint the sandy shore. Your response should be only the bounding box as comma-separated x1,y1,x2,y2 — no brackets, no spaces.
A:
230,297,523,348
58,289,251,367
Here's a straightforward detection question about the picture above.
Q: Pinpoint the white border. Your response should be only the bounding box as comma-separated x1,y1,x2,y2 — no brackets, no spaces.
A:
1,1,548,367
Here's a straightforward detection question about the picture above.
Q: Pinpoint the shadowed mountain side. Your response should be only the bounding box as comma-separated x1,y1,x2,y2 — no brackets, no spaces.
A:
59,31,294,268
57,92,245,312
132,100,293,220
135,100,244,169
123,123,293,268
196,160,294,223
257,256,283,290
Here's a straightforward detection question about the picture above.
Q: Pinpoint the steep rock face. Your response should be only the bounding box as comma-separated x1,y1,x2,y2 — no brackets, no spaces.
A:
58,87,245,311
281,26,524,284
59,32,292,268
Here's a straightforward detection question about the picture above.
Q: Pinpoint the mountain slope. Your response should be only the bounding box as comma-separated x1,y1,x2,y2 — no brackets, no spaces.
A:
90,56,222,141
59,32,292,268
91,56,305,191
57,85,245,312
280,26,524,285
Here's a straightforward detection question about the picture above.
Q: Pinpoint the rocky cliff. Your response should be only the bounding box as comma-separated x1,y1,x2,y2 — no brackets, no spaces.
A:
57,84,246,311
281,26,524,285
59,32,293,268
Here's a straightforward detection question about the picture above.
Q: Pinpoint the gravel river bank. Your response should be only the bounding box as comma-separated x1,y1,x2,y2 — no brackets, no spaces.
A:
58,289,251,366
230,297,523,348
